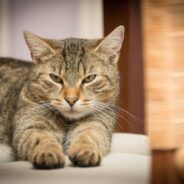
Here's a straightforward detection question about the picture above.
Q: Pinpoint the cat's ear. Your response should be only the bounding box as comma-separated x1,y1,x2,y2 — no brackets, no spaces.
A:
23,31,55,62
94,26,124,64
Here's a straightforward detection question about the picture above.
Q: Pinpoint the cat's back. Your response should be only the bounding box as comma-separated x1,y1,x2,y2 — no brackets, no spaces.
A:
0,57,32,84
0,57,32,71
0,57,33,98
0,57,32,105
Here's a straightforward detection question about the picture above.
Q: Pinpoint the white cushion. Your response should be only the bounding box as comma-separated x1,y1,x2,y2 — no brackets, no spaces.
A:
111,133,150,155
0,133,151,184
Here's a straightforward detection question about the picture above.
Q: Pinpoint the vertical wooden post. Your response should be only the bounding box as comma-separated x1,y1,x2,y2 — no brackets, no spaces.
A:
142,0,184,183
142,0,184,153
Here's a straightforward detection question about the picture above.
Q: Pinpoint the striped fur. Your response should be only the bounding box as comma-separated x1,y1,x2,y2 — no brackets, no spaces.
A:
0,26,124,168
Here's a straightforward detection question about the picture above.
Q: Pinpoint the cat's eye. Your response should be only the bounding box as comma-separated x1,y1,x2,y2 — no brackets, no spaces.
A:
49,74,63,84
82,74,96,83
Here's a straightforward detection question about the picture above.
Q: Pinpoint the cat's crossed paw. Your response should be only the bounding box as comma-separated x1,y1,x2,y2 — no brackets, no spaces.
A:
32,144,65,169
68,144,102,167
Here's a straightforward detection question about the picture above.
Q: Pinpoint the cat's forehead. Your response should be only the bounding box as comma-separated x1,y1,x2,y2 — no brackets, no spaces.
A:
63,38,87,55
62,38,86,71
58,38,99,74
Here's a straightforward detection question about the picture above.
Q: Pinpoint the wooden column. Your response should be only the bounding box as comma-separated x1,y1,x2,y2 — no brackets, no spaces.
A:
142,0,184,183
142,0,184,153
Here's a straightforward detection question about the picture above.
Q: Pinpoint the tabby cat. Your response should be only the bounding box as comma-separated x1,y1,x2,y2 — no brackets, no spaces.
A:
0,26,124,169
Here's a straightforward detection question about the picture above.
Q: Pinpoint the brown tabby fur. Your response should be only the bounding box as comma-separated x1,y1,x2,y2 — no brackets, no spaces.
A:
0,26,124,169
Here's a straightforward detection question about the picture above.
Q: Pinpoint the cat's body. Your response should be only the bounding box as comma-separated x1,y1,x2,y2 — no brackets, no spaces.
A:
0,58,32,162
0,26,124,169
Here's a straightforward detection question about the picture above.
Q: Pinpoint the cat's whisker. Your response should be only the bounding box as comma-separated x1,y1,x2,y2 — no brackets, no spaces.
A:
93,108,114,123
94,102,142,131
97,102,143,123
92,106,133,131
80,104,91,107
99,107,133,129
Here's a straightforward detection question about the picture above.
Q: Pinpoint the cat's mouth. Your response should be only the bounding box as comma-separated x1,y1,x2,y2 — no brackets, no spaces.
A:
51,102,92,120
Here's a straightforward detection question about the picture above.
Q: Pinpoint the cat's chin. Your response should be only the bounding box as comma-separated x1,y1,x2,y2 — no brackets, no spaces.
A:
61,110,89,120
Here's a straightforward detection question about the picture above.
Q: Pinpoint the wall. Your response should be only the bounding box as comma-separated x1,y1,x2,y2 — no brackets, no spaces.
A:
0,0,103,60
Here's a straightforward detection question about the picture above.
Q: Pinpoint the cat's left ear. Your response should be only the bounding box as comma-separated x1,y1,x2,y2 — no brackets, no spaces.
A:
94,26,125,64
23,31,55,63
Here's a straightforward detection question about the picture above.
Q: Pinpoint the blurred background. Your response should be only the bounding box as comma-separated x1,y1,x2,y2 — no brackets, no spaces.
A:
0,0,103,60
0,0,144,134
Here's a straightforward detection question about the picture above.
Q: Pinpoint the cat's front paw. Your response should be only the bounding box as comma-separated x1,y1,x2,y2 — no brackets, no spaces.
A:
32,144,65,169
68,144,101,167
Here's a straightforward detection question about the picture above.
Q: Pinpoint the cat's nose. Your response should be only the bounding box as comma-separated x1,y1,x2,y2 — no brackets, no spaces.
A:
65,97,78,107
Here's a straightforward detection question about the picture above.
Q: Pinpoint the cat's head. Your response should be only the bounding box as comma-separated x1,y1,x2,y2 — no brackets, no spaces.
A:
24,26,124,120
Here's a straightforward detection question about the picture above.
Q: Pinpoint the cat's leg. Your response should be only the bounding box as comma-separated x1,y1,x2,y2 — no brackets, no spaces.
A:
67,121,113,167
0,144,14,162
13,122,65,169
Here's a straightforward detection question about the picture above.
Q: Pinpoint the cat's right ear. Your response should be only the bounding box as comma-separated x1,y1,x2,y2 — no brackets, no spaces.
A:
94,26,124,65
23,31,55,63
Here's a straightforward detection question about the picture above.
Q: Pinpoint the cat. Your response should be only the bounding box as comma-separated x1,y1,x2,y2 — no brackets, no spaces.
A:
0,26,124,169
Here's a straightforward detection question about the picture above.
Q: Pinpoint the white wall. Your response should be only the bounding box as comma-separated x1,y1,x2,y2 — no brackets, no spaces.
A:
0,0,103,60
0,0,11,57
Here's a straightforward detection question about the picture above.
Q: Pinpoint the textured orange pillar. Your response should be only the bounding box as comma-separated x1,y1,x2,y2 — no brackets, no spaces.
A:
142,0,184,150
